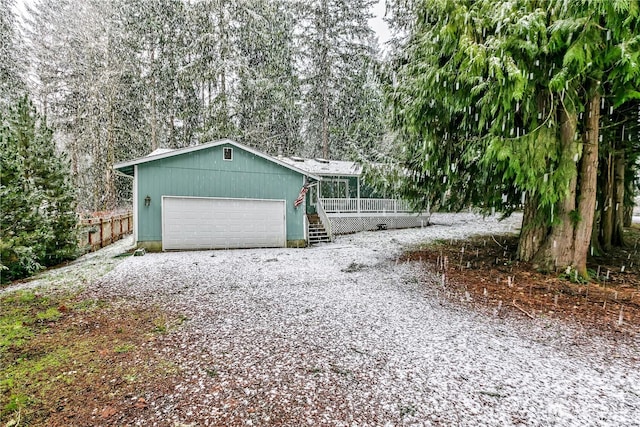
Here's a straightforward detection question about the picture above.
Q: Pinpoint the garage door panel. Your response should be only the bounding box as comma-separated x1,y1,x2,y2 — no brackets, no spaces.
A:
162,197,286,250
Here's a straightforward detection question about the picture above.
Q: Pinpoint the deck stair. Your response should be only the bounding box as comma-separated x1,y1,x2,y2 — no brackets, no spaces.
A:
307,214,331,245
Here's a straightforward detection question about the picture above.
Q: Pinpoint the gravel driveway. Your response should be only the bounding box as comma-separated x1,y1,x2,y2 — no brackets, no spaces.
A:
88,213,640,426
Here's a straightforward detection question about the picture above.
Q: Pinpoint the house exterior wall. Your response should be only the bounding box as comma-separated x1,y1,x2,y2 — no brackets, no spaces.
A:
136,143,306,248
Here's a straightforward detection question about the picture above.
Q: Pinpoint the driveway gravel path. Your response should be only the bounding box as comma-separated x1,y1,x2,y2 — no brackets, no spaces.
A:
85,213,639,426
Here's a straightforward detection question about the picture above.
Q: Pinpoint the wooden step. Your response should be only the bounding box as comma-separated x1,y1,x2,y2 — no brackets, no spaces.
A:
306,214,331,244
309,236,331,244
307,214,322,224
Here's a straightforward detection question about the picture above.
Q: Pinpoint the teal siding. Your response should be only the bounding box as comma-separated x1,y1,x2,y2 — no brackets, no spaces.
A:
137,143,306,242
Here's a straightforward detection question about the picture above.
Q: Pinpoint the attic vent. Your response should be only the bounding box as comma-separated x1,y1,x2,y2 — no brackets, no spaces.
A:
315,158,330,164
290,156,305,162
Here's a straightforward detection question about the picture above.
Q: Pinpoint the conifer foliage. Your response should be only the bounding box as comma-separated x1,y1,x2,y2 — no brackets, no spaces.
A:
0,96,78,283
386,0,640,277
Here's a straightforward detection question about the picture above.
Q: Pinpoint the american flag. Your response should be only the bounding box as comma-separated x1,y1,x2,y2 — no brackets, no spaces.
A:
294,184,309,208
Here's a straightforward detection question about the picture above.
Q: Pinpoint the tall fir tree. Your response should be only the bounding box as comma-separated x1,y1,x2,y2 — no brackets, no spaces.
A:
21,0,387,211
28,0,150,211
0,0,26,109
1,96,77,282
297,0,383,159
234,0,303,156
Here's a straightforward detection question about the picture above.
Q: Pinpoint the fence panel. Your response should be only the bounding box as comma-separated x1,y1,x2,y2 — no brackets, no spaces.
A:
78,211,133,253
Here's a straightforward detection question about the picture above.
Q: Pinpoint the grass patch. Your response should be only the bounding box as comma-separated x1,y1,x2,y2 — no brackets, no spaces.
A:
1,290,64,350
1,290,75,420
0,289,184,425
113,343,136,353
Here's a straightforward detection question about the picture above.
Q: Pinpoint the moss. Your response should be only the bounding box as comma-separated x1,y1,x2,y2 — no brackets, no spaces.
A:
1,291,185,424
0,290,76,419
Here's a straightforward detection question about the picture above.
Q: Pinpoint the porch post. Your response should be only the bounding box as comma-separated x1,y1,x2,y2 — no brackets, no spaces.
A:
357,176,361,214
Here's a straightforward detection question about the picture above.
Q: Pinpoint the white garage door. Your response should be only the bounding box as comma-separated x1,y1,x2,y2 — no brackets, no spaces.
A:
162,196,286,250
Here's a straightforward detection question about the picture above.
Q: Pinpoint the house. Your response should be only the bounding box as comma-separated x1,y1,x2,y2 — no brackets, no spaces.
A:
114,139,430,251
114,139,319,251
279,157,430,240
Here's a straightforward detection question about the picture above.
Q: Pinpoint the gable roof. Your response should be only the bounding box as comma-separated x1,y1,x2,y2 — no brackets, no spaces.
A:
114,139,321,180
279,157,362,177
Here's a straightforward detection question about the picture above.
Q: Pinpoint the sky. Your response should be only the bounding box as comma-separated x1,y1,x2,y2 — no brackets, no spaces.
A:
369,0,392,47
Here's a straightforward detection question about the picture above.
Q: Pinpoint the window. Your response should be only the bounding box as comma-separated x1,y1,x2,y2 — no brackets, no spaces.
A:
322,179,349,198
223,147,233,161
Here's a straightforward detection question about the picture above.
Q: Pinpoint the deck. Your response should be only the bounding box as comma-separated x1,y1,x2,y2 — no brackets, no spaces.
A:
314,198,430,237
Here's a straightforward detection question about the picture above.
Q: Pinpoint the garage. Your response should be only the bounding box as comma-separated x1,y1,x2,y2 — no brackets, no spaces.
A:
162,196,286,250
114,139,319,250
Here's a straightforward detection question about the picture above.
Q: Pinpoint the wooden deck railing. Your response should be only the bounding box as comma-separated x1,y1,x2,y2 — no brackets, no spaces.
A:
320,198,414,214
79,211,133,253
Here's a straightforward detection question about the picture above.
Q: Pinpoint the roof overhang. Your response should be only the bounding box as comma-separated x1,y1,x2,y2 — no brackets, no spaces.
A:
113,139,321,181
278,158,362,178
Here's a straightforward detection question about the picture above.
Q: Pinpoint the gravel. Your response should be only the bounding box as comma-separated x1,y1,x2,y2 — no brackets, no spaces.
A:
19,213,640,425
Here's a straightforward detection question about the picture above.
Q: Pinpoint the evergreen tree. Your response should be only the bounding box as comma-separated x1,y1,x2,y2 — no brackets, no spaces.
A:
596,99,640,250
385,0,640,277
28,0,151,211
0,0,26,108
21,0,387,212
234,0,303,156
0,96,77,283
297,0,383,159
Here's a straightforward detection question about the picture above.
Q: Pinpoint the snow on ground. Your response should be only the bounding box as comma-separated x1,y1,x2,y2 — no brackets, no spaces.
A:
1,235,135,295
9,213,640,425
80,212,640,426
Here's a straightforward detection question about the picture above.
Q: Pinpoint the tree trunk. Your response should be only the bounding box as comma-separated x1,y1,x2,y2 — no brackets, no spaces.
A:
532,106,578,272
106,105,116,209
517,192,547,262
572,92,600,278
600,152,614,251
590,209,603,257
150,49,158,151
219,5,229,136
623,205,633,228
612,150,626,246
321,0,329,159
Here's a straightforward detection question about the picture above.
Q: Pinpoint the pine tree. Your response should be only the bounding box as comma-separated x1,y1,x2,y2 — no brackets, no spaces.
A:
297,0,382,159
234,0,303,156
0,96,77,283
0,0,26,108
28,0,152,211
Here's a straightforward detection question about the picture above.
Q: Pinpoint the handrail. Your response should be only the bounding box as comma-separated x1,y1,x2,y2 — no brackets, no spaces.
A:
320,198,414,214
316,198,334,241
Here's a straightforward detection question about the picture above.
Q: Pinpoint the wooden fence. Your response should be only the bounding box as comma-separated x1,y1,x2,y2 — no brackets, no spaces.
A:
79,211,133,253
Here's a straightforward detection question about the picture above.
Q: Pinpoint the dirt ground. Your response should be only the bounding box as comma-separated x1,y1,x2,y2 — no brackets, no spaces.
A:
402,226,640,338
1,295,185,426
